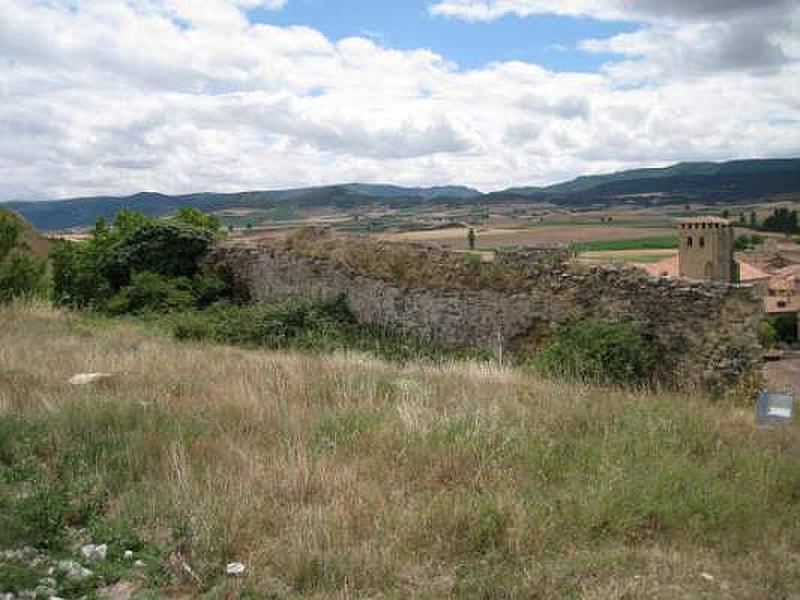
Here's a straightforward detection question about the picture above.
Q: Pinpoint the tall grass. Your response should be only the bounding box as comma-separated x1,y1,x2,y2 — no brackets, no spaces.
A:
1,302,799,597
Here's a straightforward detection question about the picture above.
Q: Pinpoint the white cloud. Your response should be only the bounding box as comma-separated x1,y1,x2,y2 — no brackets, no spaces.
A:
0,0,799,200
431,0,800,80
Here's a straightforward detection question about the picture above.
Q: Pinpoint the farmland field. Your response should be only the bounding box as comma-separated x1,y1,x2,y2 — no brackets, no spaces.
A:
378,225,677,249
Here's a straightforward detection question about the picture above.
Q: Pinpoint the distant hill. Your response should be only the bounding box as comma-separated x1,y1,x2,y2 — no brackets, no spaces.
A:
490,158,800,204
1,184,481,231
3,159,799,231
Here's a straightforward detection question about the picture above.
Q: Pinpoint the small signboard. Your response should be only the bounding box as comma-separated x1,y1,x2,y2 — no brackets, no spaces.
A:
756,391,794,426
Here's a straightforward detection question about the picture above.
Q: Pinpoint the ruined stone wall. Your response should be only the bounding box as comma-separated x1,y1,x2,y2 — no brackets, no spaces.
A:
209,238,763,391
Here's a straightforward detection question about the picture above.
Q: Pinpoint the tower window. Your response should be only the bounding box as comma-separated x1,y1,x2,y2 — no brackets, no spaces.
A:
687,236,693,247
699,237,705,248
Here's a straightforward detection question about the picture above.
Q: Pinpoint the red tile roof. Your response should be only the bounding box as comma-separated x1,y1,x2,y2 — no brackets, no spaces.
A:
738,261,771,282
638,255,679,278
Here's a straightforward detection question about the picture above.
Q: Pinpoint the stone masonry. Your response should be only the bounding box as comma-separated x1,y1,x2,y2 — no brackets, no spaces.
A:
208,235,763,391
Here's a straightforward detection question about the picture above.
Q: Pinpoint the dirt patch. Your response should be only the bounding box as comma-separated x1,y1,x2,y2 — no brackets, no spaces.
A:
763,358,800,391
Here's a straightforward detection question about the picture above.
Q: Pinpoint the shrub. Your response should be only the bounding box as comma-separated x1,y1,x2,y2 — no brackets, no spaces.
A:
171,297,490,363
532,319,663,385
758,319,778,348
103,221,215,289
0,249,48,304
174,206,226,239
106,272,196,315
0,210,23,261
51,208,227,312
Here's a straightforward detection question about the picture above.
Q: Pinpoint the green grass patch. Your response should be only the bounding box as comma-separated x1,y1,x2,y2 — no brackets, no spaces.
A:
574,235,679,253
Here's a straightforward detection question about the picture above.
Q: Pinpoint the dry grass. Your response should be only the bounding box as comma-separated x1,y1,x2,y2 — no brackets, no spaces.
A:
2,302,800,598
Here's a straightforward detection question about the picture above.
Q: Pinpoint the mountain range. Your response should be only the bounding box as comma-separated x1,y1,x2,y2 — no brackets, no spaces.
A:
4,158,799,231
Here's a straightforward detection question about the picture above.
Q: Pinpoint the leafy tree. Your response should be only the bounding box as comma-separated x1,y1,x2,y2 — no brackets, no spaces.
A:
758,320,777,348
734,234,764,251
749,211,758,228
51,208,226,312
175,207,225,239
760,208,799,235
0,250,47,304
0,211,48,304
0,211,23,261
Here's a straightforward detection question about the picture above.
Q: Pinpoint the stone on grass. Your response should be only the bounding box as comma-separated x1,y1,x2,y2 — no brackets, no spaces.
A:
69,373,113,386
80,543,108,561
226,562,246,576
59,560,93,580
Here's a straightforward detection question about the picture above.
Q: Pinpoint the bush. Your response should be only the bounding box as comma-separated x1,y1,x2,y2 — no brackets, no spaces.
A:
51,208,228,312
532,319,664,385
106,272,197,315
0,249,48,304
0,210,23,261
171,297,490,363
758,319,778,348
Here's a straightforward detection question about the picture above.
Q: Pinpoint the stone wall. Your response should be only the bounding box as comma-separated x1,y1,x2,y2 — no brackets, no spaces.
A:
208,236,763,391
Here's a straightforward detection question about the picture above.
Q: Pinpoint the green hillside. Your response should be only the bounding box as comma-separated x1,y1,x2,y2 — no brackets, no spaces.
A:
3,158,799,231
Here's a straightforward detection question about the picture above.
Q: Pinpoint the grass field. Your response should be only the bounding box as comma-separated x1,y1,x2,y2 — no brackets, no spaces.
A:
2,303,799,598
579,249,678,265
379,226,677,249
573,236,679,253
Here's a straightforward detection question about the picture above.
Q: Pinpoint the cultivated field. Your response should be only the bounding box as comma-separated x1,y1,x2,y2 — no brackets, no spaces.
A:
2,303,799,598
379,225,676,249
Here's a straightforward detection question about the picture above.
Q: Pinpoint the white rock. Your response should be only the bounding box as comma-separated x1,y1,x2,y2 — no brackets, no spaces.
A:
59,560,93,580
134,560,146,568
69,373,113,386
226,562,246,576
80,543,108,561
123,550,134,560
700,572,715,581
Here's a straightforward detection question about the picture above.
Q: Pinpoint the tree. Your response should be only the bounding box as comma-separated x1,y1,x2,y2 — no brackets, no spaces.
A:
51,208,229,312
761,208,799,235
0,210,23,261
0,249,47,303
749,211,758,228
175,207,225,239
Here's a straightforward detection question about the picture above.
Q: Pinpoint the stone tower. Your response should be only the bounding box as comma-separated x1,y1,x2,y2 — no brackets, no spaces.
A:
678,217,736,282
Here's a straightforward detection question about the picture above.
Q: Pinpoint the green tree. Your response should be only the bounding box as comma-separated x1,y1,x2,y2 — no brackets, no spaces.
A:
758,320,777,348
175,207,225,239
761,208,799,235
0,210,23,261
0,250,47,304
51,209,228,313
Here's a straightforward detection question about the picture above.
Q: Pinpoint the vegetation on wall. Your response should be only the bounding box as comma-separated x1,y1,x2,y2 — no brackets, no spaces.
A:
532,319,665,385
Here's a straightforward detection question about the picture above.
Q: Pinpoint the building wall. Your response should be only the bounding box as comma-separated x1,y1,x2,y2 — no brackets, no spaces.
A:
209,240,763,392
679,221,735,282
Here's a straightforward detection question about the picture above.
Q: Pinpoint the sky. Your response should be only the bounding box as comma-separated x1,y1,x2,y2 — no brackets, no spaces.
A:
1,0,799,200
